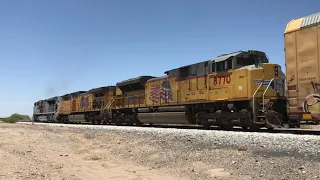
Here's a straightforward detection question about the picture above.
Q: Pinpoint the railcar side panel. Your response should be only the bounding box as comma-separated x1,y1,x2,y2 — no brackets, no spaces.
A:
102,88,115,110
196,75,208,100
285,12,320,123
78,93,93,112
71,96,80,113
58,100,72,114
188,76,207,101
116,76,154,109
296,26,320,121
122,89,146,108
208,72,233,101
179,79,189,103
146,76,179,106
285,31,299,116
115,87,123,109
233,69,248,98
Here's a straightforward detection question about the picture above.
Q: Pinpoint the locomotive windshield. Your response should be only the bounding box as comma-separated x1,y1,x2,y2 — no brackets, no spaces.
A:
235,51,269,68
210,50,269,73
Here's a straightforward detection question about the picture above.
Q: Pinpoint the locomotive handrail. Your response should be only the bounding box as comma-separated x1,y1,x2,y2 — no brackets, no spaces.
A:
102,99,114,110
98,98,114,120
105,99,114,115
262,78,275,112
252,82,263,123
108,99,115,117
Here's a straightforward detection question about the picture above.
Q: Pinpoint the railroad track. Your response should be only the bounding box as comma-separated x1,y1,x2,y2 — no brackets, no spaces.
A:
19,121,320,136
144,124,320,135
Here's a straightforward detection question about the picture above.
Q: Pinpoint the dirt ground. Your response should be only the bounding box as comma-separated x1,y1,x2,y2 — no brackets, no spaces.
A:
1,123,320,180
0,124,184,180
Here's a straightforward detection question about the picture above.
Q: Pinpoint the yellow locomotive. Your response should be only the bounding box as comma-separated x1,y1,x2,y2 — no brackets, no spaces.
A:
57,87,115,124
108,50,286,130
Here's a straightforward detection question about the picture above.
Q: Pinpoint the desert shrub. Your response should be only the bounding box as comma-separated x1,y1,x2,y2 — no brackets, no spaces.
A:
2,113,31,123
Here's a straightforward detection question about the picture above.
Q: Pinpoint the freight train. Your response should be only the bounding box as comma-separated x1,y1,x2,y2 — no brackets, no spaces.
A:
33,12,320,130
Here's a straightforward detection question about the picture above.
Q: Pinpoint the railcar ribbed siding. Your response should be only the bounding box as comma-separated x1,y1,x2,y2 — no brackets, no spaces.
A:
301,12,320,28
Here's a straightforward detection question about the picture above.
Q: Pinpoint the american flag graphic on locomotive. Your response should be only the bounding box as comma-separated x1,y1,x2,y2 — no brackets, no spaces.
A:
149,80,174,103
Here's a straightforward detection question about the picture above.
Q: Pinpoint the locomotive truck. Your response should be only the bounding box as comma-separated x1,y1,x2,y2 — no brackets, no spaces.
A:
33,11,320,129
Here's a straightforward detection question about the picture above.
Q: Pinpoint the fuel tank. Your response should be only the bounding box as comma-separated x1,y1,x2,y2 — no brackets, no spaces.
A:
38,116,48,122
68,114,87,123
137,106,194,124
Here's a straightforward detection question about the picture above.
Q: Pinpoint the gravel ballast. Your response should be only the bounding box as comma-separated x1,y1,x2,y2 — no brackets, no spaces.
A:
23,123,320,179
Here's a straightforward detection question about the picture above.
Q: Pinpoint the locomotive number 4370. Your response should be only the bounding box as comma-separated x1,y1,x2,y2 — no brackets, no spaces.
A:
213,74,231,85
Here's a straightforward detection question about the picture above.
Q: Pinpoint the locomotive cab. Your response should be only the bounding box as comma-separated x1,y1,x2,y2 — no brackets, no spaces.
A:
209,50,270,73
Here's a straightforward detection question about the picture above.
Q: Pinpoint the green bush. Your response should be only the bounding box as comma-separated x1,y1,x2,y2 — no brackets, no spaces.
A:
2,113,31,123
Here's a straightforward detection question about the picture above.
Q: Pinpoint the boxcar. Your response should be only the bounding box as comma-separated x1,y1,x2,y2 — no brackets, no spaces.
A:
285,12,320,125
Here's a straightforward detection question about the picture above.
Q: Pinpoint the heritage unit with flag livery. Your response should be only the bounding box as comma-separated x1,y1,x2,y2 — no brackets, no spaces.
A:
32,12,320,130
134,50,287,129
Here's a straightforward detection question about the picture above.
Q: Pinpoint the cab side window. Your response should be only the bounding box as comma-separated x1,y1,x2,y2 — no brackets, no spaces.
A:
211,62,216,72
179,66,189,81
216,58,233,72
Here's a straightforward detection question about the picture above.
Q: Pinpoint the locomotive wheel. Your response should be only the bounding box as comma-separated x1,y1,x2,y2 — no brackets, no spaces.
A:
250,124,261,131
288,124,295,128
135,119,142,126
202,123,210,130
115,117,122,126
265,110,282,129
241,126,249,130
220,124,233,130
126,120,133,126
63,117,70,124
91,117,97,125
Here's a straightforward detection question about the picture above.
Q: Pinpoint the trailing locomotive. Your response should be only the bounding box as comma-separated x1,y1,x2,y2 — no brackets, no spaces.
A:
33,96,61,122
56,87,115,124
32,11,320,129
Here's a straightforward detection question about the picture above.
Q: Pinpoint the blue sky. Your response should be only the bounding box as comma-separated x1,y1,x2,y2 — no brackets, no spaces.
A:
0,0,319,117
